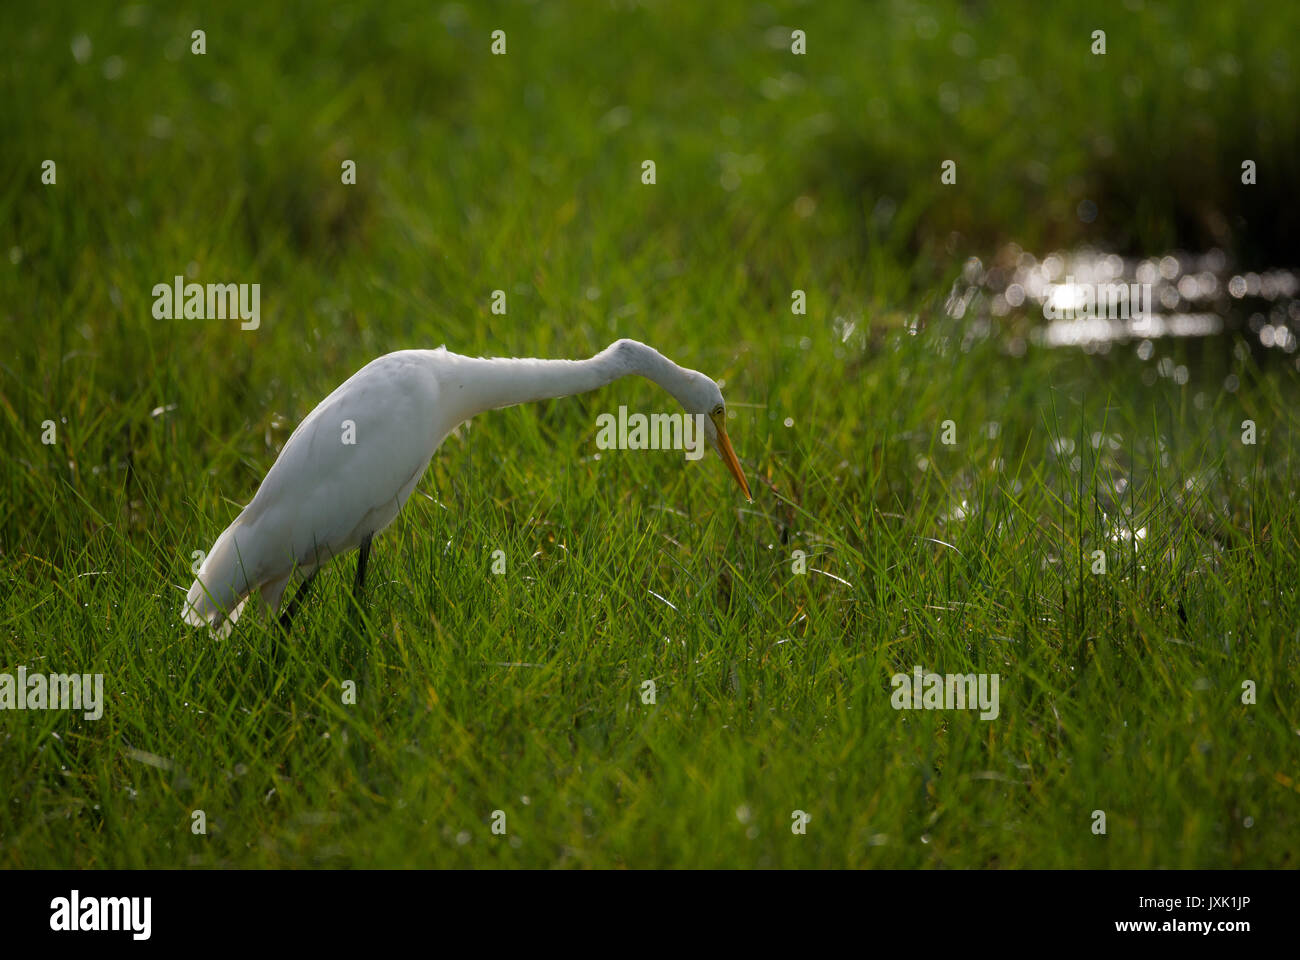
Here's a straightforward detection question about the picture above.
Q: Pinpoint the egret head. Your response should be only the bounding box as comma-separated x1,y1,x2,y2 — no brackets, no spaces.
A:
677,370,752,502
605,339,752,502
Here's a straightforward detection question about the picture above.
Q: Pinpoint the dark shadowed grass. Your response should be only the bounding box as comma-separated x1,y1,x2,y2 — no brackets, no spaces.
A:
1,1,1298,867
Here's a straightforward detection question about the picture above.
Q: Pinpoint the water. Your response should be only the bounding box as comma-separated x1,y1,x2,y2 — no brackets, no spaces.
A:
947,246,1300,365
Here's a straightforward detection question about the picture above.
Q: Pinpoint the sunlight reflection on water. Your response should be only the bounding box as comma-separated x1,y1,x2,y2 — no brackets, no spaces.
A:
948,246,1300,358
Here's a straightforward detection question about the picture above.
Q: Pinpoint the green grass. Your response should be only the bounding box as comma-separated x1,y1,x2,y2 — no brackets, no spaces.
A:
2,1,1298,868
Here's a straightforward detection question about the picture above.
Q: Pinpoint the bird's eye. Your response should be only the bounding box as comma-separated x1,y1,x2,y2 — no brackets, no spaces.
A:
711,404,724,417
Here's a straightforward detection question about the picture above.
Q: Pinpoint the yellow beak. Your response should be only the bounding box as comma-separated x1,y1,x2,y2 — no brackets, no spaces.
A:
710,411,752,502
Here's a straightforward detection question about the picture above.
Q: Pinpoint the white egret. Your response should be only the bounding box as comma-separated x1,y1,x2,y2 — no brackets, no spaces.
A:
181,338,752,634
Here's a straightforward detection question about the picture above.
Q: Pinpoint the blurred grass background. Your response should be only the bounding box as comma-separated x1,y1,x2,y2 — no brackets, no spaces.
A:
1,0,1297,867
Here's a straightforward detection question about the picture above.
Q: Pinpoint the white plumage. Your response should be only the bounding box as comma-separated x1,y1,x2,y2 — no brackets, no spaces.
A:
182,339,751,634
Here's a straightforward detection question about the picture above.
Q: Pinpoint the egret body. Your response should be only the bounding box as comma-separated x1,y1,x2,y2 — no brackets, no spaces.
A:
181,339,751,634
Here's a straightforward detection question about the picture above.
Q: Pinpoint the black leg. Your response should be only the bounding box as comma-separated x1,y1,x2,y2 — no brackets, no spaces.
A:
278,571,318,630
346,537,375,672
353,534,372,601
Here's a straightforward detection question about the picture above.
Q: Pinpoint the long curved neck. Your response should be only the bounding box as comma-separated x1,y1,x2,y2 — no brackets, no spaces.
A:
444,340,692,422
